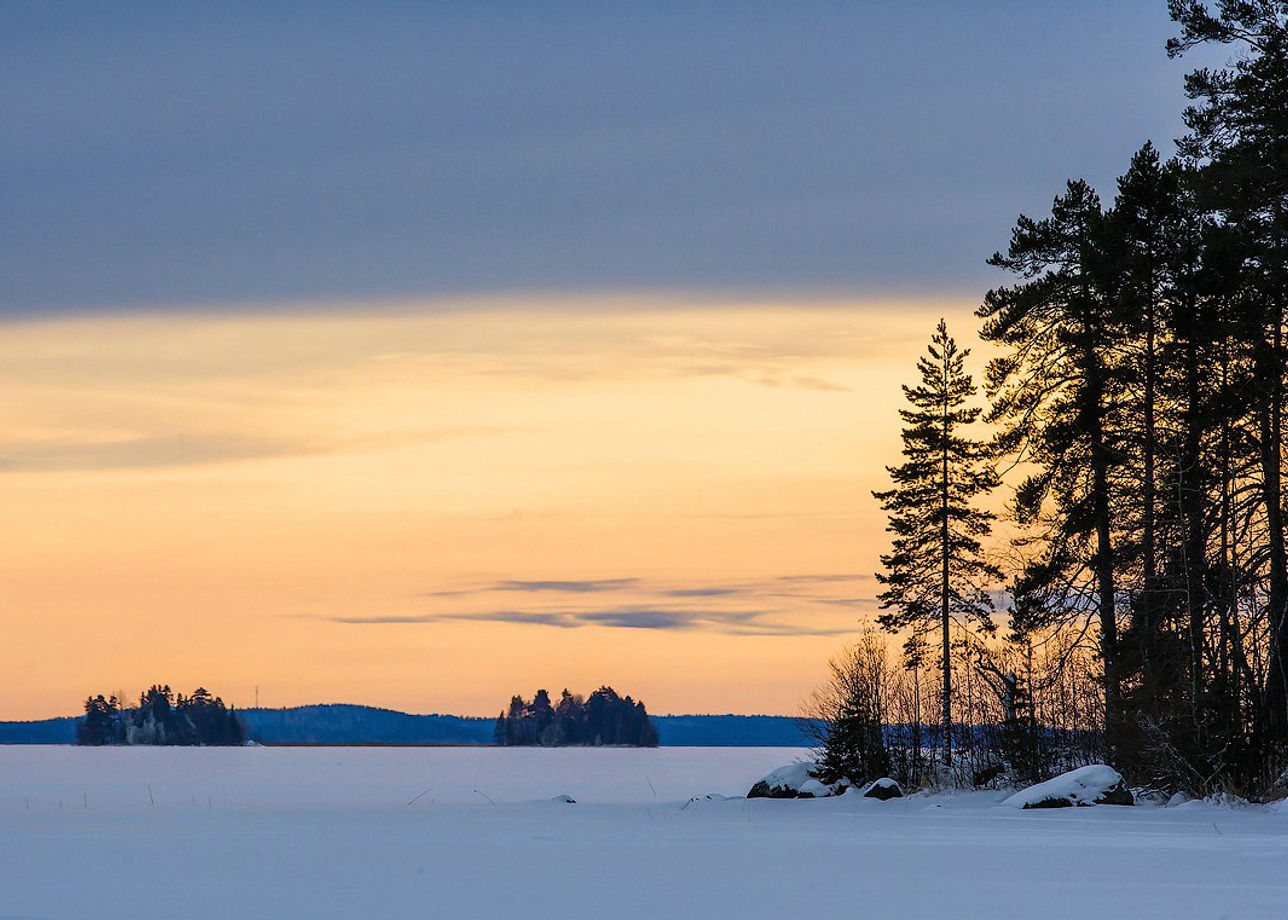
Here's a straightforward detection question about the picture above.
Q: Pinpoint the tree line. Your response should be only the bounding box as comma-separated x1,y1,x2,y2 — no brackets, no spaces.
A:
77,685,245,746
494,686,659,747
820,2,1288,799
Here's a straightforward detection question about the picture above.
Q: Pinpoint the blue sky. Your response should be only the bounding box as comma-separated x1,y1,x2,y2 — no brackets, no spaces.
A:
1,1,1210,315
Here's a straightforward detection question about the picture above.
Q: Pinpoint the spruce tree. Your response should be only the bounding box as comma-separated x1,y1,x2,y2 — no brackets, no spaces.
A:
874,320,1001,769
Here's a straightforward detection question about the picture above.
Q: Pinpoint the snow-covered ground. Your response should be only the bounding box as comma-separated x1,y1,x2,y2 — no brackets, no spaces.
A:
1,746,1285,918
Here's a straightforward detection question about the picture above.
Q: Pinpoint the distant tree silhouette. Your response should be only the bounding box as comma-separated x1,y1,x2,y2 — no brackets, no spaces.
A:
874,319,1000,767
494,686,658,746
76,684,244,746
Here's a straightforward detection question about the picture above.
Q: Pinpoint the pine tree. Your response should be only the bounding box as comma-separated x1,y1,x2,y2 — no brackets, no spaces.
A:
874,319,1001,769
1170,0,1288,741
979,179,1130,756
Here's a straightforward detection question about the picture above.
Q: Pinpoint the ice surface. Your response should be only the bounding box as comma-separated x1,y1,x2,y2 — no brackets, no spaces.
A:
1,746,1285,919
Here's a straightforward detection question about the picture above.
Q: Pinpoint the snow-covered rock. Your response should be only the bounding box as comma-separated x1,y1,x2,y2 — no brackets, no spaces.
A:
861,777,903,800
549,794,576,804
746,762,847,799
1002,765,1134,809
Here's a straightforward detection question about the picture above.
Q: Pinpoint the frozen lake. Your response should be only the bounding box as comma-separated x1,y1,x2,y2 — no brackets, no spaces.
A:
2,745,1286,918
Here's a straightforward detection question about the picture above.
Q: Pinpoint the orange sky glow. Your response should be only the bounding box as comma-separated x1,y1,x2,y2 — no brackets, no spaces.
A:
0,294,985,720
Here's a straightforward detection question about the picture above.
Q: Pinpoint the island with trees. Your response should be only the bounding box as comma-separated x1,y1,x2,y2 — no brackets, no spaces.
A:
494,686,659,747
77,685,245,746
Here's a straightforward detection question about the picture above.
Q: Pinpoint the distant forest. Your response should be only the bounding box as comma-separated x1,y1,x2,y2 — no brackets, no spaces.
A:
495,687,659,747
77,685,244,746
2,704,811,746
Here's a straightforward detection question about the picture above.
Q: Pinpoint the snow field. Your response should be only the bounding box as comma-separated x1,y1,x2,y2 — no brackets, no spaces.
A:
1,746,1285,919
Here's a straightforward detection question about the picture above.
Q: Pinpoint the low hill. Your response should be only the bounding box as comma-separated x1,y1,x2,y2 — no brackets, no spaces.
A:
239,705,495,745
0,717,77,744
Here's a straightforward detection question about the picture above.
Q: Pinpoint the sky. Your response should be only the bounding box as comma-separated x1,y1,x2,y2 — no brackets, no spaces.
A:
0,2,1215,719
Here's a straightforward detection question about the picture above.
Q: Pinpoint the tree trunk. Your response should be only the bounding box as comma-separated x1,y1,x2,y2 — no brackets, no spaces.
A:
1085,343,1121,756
1181,333,1207,728
941,376,953,769
1262,311,1288,738
1142,273,1158,647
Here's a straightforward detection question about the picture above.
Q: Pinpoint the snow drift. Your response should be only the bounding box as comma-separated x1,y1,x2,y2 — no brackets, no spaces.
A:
1003,764,1134,809
747,762,848,798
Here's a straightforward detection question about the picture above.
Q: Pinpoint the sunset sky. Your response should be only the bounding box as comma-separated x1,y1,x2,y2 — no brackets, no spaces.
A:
1,2,1207,719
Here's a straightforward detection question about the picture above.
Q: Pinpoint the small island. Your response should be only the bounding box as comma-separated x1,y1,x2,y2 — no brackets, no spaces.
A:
77,685,245,746
494,686,658,747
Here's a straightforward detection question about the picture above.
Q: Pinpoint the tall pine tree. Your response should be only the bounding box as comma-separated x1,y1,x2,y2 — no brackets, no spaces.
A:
1170,0,1288,741
979,180,1131,756
874,320,1001,769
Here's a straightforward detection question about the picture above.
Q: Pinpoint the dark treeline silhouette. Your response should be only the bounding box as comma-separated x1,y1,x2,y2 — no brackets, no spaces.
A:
494,687,659,747
77,685,244,746
817,2,1288,799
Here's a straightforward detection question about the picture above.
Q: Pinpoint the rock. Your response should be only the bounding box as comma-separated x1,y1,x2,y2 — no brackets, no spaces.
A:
1095,781,1135,806
747,762,845,799
793,779,824,797
550,794,576,804
1003,764,1135,809
861,777,904,800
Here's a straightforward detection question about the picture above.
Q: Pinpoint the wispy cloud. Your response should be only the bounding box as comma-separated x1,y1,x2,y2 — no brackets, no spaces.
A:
662,587,746,598
494,579,640,593
319,601,855,638
0,434,304,473
350,572,875,637
776,573,872,584
0,426,519,474
742,371,851,392
814,597,879,609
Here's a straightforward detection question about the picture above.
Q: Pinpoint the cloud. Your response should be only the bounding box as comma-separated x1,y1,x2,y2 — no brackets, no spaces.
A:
0,434,304,473
814,597,879,609
423,578,640,598
740,371,850,392
386,572,877,637
790,375,851,393
493,579,640,593
662,587,745,598
0,426,520,473
4,3,1184,315
571,608,765,631
320,604,852,637
775,573,872,584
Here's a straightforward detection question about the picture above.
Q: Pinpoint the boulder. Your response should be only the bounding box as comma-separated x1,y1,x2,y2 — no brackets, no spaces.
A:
861,777,904,800
747,762,846,799
1002,764,1134,809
